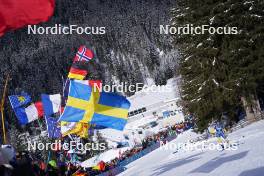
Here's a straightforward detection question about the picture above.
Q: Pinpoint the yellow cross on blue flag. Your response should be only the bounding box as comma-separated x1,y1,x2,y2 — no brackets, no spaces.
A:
58,80,131,130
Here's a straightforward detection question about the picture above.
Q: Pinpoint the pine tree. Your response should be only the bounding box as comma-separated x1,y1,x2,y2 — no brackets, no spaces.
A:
171,0,264,130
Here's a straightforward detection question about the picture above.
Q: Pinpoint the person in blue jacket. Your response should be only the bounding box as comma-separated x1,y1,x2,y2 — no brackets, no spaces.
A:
215,122,226,139
215,122,227,150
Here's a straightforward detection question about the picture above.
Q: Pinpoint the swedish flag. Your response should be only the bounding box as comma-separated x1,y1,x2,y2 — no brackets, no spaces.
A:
59,80,131,130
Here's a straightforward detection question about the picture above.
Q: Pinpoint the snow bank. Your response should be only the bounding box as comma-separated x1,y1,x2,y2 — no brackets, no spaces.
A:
118,120,264,176
81,147,130,168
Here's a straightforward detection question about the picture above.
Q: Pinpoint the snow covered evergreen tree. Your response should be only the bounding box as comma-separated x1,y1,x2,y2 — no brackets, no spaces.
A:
171,0,264,130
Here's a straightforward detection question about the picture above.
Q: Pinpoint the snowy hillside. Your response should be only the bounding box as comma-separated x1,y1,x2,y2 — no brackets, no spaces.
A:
118,120,264,176
128,77,180,111
81,109,184,168
97,77,184,149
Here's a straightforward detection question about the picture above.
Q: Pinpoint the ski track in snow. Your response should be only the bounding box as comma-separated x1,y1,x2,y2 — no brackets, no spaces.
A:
118,120,264,176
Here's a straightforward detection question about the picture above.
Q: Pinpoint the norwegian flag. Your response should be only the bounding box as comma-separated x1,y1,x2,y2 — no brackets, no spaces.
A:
73,46,94,62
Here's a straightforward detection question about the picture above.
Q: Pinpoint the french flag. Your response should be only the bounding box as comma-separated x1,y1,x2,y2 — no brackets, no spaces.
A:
14,101,43,125
41,94,61,116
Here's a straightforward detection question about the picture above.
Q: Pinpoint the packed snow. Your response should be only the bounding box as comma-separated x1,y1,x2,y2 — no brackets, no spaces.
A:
81,147,130,168
81,113,184,168
118,120,264,176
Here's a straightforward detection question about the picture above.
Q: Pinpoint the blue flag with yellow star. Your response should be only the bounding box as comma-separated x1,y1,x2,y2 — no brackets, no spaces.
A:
59,80,131,131
8,92,31,109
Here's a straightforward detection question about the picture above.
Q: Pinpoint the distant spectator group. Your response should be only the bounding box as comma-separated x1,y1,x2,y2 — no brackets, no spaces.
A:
87,121,194,175
0,121,194,176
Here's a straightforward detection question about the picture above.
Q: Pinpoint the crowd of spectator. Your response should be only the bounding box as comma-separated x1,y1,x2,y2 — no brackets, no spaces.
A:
0,121,193,176
87,121,193,175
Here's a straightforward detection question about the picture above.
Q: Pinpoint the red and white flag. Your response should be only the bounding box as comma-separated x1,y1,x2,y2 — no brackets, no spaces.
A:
73,46,94,62
0,0,55,37
24,101,44,122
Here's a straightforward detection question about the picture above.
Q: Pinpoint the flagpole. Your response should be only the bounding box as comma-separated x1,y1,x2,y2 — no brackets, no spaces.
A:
45,114,56,172
46,75,65,169
1,73,10,144
45,149,51,172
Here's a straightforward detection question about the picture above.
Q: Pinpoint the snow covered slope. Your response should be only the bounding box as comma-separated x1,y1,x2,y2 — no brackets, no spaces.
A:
128,77,180,112
81,147,130,168
118,120,264,176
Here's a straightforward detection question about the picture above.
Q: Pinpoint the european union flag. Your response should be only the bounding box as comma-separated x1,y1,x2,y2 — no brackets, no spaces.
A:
45,116,61,138
59,80,131,131
8,93,31,109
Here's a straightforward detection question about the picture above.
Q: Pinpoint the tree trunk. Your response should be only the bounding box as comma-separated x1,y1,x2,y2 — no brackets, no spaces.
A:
253,97,262,118
241,96,261,121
